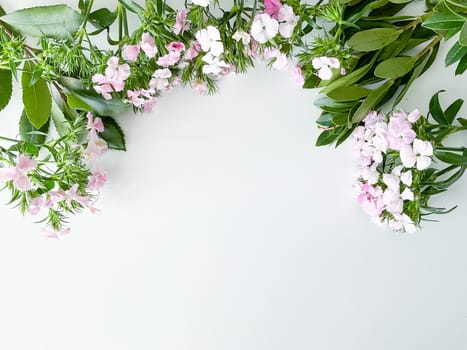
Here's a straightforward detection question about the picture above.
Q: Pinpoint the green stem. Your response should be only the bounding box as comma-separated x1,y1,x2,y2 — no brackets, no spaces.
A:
0,135,21,143
436,146,466,152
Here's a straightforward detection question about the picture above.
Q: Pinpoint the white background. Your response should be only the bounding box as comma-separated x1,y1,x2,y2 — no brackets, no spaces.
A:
1,0,467,349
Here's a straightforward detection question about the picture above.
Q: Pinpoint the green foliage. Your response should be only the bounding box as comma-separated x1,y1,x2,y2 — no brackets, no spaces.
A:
22,61,51,129
100,117,126,151
0,5,84,38
19,109,49,145
0,69,12,111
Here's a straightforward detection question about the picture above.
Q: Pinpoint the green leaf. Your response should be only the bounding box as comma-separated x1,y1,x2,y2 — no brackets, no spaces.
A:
0,69,12,112
303,74,320,89
89,8,117,29
429,90,448,125
67,90,128,116
422,12,464,31
434,150,467,165
19,109,49,145
321,53,379,94
351,80,394,123
315,127,342,146
348,28,401,52
374,56,415,79
51,99,69,137
444,98,464,124
393,49,432,106
389,0,412,3
117,0,144,13
327,86,370,101
100,117,126,151
0,5,84,39
460,22,467,46
445,42,467,66
455,52,467,74
22,61,51,129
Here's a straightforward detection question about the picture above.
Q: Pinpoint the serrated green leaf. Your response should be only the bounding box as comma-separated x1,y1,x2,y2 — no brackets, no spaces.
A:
100,117,126,151
22,61,51,129
19,109,49,145
0,5,84,39
374,56,415,79
0,69,12,112
460,22,467,46
429,90,448,125
351,80,394,123
327,86,370,101
348,28,401,52
422,12,464,31
445,42,467,66
444,98,464,124
67,90,128,116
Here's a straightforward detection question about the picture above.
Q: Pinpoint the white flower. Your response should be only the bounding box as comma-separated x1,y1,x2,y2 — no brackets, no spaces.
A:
400,170,412,186
250,14,279,44
278,5,298,38
201,53,229,75
383,173,400,191
195,26,224,56
401,188,414,201
400,139,433,170
192,0,210,7
232,31,251,45
389,214,417,233
383,189,403,215
312,56,340,80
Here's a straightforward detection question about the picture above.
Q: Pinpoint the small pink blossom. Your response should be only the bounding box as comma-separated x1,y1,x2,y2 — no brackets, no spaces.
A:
174,9,190,35
141,32,158,58
293,66,304,86
88,168,108,192
0,154,37,191
122,45,140,61
42,227,71,239
386,116,416,151
166,41,186,53
157,51,181,67
105,56,130,91
191,79,208,94
64,184,89,207
84,130,108,160
312,56,340,81
389,214,416,233
278,4,298,38
263,48,288,71
184,41,201,60
264,0,282,19
87,113,104,133
28,197,49,216
92,74,113,100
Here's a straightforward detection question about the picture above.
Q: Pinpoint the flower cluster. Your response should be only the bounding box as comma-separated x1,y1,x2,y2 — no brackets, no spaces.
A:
352,109,434,233
92,57,130,100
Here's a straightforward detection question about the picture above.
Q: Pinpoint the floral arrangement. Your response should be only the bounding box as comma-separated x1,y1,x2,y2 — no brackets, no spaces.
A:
0,0,466,237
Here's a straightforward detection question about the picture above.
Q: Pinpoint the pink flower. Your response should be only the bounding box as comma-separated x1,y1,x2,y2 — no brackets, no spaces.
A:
355,182,384,218
87,168,108,192
84,130,108,160
28,197,48,215
122,45,140,61
264,48,288,71
64,184,89,206
92,74,113,100
87,113,104,133
293,65,304,86
174,9,190,35
42,227,71,239
166,41,186,53
127,89,145,107
0,154,37,191
389,214,416,233
141,32,158,58
278,4,297,38
157,51,181,67
105,56,130,91
191,79,208,94
386,117,416,150
184,41,201,60
264,0,281,19
312,56,340,81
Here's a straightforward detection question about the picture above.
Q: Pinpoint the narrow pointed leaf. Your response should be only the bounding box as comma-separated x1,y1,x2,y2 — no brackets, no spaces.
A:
0,69,12,111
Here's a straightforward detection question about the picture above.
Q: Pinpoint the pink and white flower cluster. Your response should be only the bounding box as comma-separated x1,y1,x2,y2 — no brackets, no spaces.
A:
0,154,37,191
196,26,230,78
250,0,298,43
352,109,433,233
92,57,131,100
